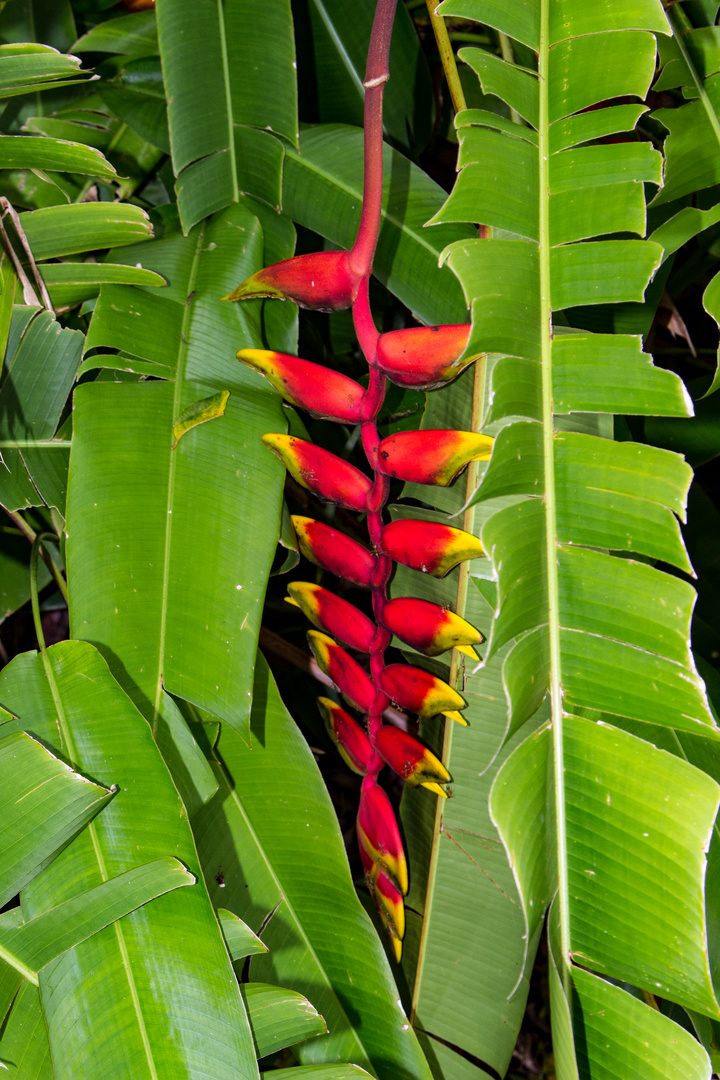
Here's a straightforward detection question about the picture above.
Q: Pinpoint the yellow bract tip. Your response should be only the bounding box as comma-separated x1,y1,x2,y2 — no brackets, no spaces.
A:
456,644,479,660
444,710,469,726
284,596,300,608
421,782,448,798
390,936,403,963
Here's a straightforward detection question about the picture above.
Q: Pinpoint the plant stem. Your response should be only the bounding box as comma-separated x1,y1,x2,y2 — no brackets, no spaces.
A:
3,507,69,605
349,0,399,277
425,0,467,113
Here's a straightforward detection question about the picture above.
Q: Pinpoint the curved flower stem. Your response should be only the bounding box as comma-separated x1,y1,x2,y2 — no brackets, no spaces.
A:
349,0,399,278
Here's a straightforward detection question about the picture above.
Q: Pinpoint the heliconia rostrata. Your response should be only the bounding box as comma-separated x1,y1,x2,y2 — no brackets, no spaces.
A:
226,0,491,961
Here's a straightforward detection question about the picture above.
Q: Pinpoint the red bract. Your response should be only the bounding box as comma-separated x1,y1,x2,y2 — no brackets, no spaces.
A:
318,697,374,775
291,517,376,587
358,845,405,961
237,349,364,423
374,725,451,796
307,631,376,714
262,435,372,512
223,250,362,311
379,663,467,723
383,597,483,658
377,429,494,486
357,779,408,895
376,324,478,390
287,582,376,653
381,518,485,577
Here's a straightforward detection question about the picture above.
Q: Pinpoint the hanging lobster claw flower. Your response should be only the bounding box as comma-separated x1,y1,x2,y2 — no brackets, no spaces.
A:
376,430,493,486
360,844,405,961
379,663,467,723
318,697,374,775
307,631,376,714
237,350,364,423
287,583,376,653
374,725,451,797
291,517,377,588
263,435,372,512
381,518,485,578
383,597,483,659
376,324,479,391
223,250,362,312
357,779,408,895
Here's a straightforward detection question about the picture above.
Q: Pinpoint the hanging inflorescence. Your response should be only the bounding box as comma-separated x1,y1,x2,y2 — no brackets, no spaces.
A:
225,0,492,960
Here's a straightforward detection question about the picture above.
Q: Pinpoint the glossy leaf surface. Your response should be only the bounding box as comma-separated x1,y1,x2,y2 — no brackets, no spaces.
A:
0,640,258,1080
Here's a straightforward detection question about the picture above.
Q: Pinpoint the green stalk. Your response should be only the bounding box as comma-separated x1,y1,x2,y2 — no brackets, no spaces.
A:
425,0,467,113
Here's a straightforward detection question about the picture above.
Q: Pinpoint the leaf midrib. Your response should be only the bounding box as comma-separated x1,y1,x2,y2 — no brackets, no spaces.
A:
151,223,205,736
538,0,571,994
42,647,159,1080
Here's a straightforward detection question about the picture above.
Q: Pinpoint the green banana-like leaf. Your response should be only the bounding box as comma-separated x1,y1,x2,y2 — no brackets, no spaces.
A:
0,729,112,907
0,639,259,1080
72,10,159,58
241,983,327,1058
0,134,119,180
282,125,474,326
0,42,93,99
192,654,434,1080
0,856,194,982
0,982,53,1078
653,4,720,207
218,908,268,960
0,305,82,513
418,0,720,1074
261,1070,373,1080
19,202,153,260
156,0,297,231
66,201,289,745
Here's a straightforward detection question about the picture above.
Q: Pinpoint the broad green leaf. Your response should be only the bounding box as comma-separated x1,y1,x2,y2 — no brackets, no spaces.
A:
42,261,166,308
0,42,93,99
192,654,433,1080
572,967,712,1080
0,857,194,982
0,982,53,1078
420,2,717,1076
217,908,267,960
72,10,159,57
241,983,327,1058
0,729,112,908
20,203,153,261
156,0,297,230
301,0,432,152
68,202,288,740
0,305,82,514
702,270,720,395
262,1070,373,1080
460,48,539,127
494,717,720,1016
282,125,474,326
653,7,720,206
0,640,258,1080
0,135,119,180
